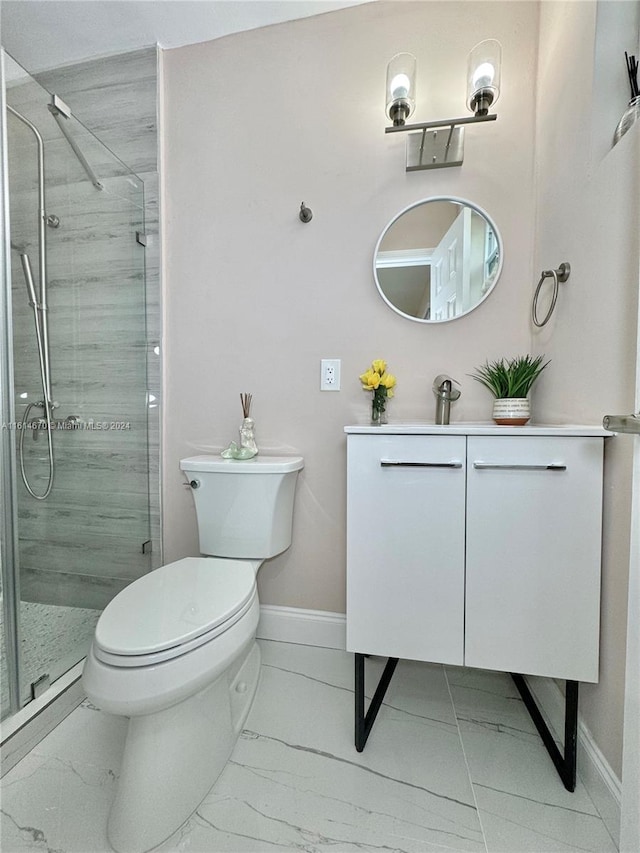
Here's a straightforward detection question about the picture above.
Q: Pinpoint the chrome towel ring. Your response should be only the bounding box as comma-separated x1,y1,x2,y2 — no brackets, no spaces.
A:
532,262,571,327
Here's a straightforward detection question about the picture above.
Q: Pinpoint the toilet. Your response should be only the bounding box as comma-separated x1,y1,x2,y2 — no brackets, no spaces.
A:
82,453,304,853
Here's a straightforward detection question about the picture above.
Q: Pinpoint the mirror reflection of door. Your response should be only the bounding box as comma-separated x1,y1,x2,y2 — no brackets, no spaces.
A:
374,198,502,323
430,208,471,321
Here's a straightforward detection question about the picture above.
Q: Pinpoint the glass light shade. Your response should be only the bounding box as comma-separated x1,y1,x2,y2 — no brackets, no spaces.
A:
386,53,417,126
467,39,502,115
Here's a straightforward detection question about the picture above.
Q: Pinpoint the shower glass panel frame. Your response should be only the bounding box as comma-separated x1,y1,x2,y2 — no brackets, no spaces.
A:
1,49,22,721
0,49,152,721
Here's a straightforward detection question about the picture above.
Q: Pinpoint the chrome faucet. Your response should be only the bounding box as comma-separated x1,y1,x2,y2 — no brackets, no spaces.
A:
433,375,461,425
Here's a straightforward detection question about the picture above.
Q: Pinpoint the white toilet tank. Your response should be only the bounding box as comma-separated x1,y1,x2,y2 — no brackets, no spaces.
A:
180,455,304,559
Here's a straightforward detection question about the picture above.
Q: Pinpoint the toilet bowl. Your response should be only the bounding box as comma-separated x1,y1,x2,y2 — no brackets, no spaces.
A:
83,454,303,853
84,557,260,716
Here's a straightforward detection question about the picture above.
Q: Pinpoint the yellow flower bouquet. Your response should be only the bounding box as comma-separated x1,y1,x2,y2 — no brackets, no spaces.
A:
359,359,396,425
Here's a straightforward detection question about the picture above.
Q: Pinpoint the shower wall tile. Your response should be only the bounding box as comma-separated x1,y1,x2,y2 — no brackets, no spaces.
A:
19,490,150,539
20,531,149,579
5,78,56,139
20,567,132,610
24,446,150,496
9,46,162,601
36,49,158,177
20,556,147,592
18,522,151,576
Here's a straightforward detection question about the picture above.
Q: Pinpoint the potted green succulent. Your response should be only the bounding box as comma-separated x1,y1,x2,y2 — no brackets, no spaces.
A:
470,354,549,425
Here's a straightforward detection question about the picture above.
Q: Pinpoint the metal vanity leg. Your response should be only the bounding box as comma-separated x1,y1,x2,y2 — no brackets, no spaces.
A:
511,673,578,792
354,653,399,752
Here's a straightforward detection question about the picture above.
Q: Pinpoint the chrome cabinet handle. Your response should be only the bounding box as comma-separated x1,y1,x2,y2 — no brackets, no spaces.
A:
380,460,463,468
473,462,567,471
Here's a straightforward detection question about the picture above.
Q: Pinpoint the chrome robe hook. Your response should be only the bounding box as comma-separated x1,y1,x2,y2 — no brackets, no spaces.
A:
299,202,313,223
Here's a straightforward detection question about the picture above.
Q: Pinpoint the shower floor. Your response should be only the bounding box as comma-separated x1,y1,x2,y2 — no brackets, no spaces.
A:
0,600,99,713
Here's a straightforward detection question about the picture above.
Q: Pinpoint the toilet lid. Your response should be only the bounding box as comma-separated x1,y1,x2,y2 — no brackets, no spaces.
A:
94,557,256,657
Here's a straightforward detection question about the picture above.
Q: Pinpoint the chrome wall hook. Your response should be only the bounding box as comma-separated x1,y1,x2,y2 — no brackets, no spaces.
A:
299,202,313,223
532,262,571,327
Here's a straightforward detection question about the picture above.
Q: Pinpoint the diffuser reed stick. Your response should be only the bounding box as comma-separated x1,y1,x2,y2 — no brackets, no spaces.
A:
625,52,639,98
240,393,252,418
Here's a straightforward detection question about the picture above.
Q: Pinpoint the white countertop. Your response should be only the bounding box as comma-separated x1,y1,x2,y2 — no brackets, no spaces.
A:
344,422,611,436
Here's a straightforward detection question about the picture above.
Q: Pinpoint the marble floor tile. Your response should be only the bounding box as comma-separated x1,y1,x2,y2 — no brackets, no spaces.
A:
1,750,118,852
169,731,482,853
446,667,617,853
0,642,618,853
471,783,617,853
211,646,484,853
30,701,128,772
445,666,538,738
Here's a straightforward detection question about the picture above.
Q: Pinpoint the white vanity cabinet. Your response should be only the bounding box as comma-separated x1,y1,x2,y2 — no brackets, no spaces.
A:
346,434,466,664
346,426,606,683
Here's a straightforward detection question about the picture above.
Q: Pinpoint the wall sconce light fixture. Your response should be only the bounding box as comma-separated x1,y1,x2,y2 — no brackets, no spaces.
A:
385,39,501,171
467,39,502,115
386,53,417,126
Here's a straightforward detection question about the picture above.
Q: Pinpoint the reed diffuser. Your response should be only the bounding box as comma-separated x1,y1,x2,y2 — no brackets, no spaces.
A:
239,393,258,455
613,51,640,145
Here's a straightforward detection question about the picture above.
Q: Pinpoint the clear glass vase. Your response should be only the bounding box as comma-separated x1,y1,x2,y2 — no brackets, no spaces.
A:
371,397,388,426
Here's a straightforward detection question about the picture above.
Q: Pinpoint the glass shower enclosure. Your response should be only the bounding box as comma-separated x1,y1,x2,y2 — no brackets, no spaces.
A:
0,50,152,721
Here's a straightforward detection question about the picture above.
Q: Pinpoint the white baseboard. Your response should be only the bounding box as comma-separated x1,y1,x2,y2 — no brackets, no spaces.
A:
525,675,621,848
257,604,346,650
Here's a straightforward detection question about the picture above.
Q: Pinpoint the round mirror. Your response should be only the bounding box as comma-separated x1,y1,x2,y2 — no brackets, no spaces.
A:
373,196,502,323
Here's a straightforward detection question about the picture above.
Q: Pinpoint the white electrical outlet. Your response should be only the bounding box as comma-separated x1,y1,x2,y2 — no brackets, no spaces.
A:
320,358,341,391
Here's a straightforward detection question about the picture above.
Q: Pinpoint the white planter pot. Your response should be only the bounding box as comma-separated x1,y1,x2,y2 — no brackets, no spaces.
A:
492,397,530,426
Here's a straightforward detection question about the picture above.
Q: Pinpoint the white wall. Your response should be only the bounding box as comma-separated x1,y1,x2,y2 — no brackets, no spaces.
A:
533,0,639,781
162,0,539,615
161,0,639,789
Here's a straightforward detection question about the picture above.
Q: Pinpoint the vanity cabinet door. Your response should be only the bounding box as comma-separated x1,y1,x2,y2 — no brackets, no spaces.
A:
346,435,466,664
465,436,603,682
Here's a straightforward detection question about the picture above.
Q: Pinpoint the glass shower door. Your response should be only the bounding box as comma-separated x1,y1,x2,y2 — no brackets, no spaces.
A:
2,51,151,715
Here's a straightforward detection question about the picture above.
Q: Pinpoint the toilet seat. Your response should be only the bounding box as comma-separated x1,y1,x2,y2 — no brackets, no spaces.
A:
93,557,257,668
